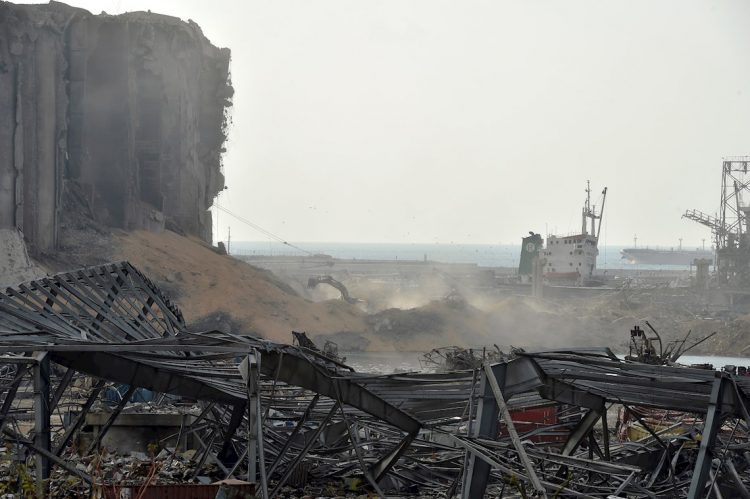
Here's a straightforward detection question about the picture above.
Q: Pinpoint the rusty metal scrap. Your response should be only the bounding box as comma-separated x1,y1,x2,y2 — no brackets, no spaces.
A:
0,262,749,498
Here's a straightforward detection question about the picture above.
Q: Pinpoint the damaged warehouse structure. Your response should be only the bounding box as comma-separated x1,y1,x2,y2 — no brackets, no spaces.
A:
0,263,750,497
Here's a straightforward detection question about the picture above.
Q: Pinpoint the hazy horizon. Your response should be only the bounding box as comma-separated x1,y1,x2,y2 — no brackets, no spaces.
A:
226,238,712,248
19,0,750,247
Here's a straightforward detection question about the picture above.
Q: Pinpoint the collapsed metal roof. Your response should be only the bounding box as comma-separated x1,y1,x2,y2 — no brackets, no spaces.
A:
1,262,749,498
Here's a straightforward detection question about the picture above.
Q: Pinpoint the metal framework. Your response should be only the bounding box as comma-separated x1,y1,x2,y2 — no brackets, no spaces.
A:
1,262,750,497
684,156,750,283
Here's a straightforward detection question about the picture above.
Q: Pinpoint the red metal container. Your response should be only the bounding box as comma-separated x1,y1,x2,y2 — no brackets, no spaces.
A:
499,404,567,444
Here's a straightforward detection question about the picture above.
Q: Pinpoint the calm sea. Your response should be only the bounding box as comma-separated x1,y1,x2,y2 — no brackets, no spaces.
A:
230,241,701,270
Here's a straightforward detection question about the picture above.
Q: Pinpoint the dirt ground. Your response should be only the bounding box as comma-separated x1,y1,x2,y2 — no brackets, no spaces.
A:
28,228,750,355
103,230,510,350
112,230,367,345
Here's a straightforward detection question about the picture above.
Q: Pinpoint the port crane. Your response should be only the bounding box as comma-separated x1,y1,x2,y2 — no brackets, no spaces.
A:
684,157,750,284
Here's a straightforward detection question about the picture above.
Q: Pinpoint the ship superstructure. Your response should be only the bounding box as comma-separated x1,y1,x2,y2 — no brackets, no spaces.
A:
542,182,607,283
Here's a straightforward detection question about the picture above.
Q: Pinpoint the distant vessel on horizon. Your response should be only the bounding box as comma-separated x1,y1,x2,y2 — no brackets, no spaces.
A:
620,238,713,266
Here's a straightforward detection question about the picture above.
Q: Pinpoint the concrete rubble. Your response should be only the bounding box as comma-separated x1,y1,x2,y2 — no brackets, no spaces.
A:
0,229,40,288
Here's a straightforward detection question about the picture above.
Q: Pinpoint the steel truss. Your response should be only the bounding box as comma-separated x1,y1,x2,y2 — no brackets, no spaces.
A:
1,263,749,497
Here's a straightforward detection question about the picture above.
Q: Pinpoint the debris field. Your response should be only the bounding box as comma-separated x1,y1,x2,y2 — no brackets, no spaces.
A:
0,262,749,498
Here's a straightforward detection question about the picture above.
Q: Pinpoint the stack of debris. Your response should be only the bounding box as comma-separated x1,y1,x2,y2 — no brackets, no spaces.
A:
421,345,506,371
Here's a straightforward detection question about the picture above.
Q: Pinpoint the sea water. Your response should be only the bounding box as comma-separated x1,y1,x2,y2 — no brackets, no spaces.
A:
230,241,699,271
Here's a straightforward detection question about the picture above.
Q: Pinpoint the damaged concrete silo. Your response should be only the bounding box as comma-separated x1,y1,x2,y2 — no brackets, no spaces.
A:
0,1,233,254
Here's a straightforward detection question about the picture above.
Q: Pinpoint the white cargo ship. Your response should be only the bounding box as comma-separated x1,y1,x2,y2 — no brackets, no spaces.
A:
542,182,607,284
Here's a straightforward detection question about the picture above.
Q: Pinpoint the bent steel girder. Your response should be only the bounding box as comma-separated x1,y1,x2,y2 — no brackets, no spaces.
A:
369,430,419,482
49,342,424,436
561,407,602,457
9,262,750,497
463,356,607,498
259,349,421,434
0,262,422,433
462,362,505,499
0,261,424,491
687,374,731,499
49,350,243,403
462,351,750,498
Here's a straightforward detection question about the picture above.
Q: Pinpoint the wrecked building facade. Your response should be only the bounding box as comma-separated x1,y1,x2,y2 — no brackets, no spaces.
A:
0,2,232,254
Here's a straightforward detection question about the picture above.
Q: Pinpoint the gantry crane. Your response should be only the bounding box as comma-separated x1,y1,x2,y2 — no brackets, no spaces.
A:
684,157,750,285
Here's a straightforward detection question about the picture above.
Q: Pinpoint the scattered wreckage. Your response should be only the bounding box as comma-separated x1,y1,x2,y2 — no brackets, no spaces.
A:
421,345,506,371
291,330,346,364
0,262,749,497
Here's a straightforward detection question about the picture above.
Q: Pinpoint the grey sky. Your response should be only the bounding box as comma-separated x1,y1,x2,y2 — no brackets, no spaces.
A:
21,0,750,246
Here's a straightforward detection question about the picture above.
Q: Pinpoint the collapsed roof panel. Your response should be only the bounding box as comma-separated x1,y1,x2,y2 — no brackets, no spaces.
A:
1,262,749,498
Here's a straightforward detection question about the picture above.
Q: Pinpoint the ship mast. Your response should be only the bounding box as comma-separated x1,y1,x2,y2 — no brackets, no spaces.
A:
581,181,608,239
582,181,591,235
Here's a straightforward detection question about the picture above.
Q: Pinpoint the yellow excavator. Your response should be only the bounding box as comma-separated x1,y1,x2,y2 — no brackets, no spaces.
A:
307,275,359,304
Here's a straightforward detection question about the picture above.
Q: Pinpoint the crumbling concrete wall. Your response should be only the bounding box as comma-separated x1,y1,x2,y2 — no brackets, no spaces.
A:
0,228,42,287
0,1,232,254
0,4,68,254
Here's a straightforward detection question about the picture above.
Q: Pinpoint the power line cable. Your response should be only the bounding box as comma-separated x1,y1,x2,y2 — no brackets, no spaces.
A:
213,204,313,255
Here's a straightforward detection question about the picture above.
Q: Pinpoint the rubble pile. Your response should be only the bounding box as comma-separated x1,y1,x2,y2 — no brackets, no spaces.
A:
421,345,506,371
87,449,215,486
1,262,750,498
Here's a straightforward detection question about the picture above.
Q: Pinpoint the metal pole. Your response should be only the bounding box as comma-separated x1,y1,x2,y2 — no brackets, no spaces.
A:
269,402,340,498
244,354,258,483
255,351,269,499
267,394,319,477
0,364,32,431
483,362,547,498
687,375,727,499
54,380,106,456
86,384,136,454
462,363,502,499
33,353,50,496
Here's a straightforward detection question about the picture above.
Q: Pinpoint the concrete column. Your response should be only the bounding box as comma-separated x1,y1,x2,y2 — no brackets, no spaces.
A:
0,39,16,227
33,34,59,251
